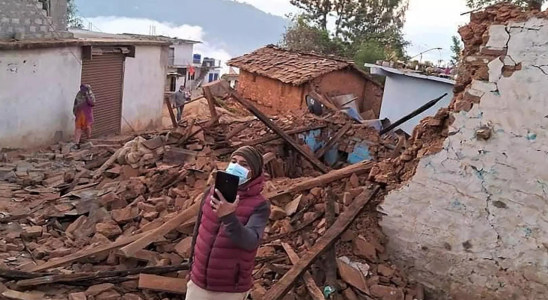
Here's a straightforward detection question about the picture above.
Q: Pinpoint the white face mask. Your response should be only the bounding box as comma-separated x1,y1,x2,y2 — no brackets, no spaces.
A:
225,162,250,185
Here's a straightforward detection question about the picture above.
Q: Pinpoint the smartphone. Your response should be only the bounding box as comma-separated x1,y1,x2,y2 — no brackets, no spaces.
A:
214,171,239,203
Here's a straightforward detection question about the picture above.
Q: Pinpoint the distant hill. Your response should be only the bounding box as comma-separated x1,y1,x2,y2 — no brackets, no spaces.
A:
75,0,288,56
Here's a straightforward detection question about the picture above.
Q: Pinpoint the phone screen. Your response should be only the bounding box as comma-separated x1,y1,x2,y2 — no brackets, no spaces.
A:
214,171,239,203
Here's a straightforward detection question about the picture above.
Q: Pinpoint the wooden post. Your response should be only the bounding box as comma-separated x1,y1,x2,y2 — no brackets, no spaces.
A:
262,187,380,300
202,86,218,124
324,188,340,295
165,95,178,128
118,201,201,258
264,160,373,199
230,90,329,174
282,243,324,300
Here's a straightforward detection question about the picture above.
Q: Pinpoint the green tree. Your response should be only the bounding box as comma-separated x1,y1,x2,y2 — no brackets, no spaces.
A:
67,0,83,29
284,0,409,60
466,0,544,9
353,40,388,66
280,15,346,55
450,35,463,67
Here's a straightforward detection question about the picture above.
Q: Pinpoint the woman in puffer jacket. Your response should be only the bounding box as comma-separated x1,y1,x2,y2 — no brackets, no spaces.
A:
186,146,271,300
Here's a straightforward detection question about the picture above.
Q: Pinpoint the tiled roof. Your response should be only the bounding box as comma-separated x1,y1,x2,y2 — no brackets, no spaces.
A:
228,45,373,86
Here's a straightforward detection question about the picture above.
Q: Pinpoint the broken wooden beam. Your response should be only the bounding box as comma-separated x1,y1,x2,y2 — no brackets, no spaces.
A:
16,265,189,288
26,232,147,272
202,86,219,124
262,187,380,300
216,125,328,156
264,160,373,199
230,90,329,174
324,189,339,292
241,125,327,147
138,274,187,294
282,243,324,300
315,122,352,159
165,95,178,128
118,201,201,258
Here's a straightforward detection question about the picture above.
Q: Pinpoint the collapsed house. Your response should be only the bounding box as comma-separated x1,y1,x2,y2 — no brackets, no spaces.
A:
228,45,384,118
0,3,547,300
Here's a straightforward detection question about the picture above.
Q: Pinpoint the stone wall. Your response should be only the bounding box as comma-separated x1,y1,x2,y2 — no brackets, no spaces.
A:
375,5,548,300
0,0,72,40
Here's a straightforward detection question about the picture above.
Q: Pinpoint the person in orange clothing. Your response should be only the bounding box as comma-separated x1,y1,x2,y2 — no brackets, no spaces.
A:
73,84,96,145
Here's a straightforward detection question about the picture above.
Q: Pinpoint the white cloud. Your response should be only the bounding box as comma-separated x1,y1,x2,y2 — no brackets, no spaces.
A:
86,16,204,40
233,0,297,17
86,16,232,73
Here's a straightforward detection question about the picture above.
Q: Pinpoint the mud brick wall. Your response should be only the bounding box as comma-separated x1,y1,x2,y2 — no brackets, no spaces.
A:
237,70,304,115
377,4,548,300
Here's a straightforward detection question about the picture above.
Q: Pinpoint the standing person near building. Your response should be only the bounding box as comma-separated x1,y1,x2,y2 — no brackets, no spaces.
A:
73,84,96,146
172,85,187,122
186,146,271,300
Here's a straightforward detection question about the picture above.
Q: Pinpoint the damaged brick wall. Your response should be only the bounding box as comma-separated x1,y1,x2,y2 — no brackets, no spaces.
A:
376,5,548,300
313,69,383,118
237,70,304,115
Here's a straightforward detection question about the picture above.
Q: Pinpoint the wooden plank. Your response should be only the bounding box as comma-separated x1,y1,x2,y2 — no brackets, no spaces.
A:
215,125,327,156
165,96,178,128
281,243,324,300
264,160,373,200
202,86,218,123
324,189,339,292
240,125,327,147
138,274,187,294
263,187,380,300
314,123,352,159
118,201,200,258
231,90,329,174
16,265,189,288
26,232,147,272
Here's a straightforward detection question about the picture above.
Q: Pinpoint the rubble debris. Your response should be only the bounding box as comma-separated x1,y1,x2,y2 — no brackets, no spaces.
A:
281,243,323,300
231,90,330,174
263,187,379,300
0,87,410,300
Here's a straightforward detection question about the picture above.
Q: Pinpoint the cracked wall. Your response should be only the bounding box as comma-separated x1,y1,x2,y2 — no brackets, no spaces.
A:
379,16,548,300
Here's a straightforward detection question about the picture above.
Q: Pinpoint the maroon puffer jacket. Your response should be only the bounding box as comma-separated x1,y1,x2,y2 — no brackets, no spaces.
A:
190,175,266,293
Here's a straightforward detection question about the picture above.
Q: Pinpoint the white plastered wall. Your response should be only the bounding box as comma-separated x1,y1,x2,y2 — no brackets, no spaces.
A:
380,18,548,300
122,45,167,133
0,47,82,148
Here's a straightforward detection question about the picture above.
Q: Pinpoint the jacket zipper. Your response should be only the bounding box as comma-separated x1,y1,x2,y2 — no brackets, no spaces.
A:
204,220,221,289
234,263,241,290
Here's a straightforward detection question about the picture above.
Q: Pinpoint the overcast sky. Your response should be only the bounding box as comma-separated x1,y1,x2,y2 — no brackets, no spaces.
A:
236,0,470,63
88,0,471,71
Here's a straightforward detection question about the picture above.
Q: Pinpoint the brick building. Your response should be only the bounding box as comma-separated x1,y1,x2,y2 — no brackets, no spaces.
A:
228,45,383,117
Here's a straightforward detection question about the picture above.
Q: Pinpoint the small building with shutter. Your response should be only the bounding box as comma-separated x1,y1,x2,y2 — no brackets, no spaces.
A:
0,28,170,148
